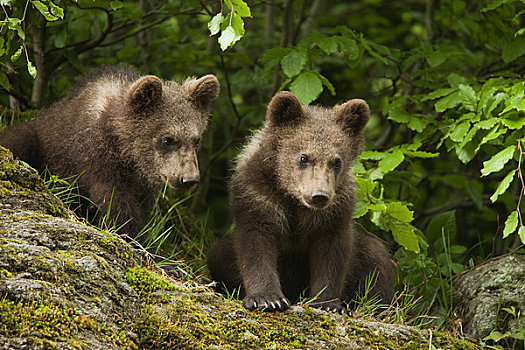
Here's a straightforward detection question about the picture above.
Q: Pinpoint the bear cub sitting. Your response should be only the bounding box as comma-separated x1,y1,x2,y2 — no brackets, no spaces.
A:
208,91,392,313
0,67,219,243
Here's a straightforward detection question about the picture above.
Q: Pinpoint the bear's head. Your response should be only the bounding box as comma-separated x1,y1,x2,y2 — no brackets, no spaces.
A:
266,91,369,210
118,74,219,190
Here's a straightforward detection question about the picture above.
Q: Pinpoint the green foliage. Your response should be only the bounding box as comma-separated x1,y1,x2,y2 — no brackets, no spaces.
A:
208,0,251,51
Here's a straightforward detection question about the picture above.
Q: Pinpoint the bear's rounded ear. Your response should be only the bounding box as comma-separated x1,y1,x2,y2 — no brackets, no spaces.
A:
266,91,304,127
127,75,163,112
183,75,220,111
334,99,370,135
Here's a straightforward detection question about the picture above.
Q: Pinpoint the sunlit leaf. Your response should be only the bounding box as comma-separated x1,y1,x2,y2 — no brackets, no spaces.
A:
110,1,123,11
27,61,37,79
290,72,322,105
502,211,518,238
490,170,516,202
228,0,251,17
208,13,224,36
481,145,515,176
378,149,404,173
389,220,420,252
386,202,414,222
519,226,525,244
31,1,59,21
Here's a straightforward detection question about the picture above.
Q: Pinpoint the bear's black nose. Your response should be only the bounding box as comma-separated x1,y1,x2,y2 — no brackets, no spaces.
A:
180,176,200,189
311,191,330,208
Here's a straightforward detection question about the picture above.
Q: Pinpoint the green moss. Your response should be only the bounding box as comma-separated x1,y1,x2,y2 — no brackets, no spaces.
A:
131,294,312,349
0,146,68,218
125,266,183,300
0,298,137,349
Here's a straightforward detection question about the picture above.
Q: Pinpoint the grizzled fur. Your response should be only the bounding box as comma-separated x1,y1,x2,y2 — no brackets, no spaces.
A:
0,67,219,241
208,91,392,313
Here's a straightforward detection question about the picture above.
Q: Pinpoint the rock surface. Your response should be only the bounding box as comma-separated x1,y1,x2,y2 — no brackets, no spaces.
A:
454,253,525,339
0,146,485,349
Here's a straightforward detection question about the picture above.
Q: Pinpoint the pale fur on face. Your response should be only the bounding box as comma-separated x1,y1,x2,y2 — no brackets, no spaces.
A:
107,74,219,190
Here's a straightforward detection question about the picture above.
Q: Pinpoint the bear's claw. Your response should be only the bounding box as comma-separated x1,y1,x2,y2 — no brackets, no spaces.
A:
243,294,290,312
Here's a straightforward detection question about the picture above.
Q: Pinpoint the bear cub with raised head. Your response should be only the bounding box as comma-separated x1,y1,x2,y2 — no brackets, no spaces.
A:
208,91,392,313
0,67,219,242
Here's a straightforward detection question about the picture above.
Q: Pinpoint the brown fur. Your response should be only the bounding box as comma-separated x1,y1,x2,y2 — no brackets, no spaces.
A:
208,91,392,313
0,67,219,242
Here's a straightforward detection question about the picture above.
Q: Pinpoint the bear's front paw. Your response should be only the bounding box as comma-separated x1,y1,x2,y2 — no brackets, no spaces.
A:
242,293,290,312
310,300,350,315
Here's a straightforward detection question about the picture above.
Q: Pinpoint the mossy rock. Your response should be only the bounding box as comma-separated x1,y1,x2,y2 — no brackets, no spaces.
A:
0,147,487,349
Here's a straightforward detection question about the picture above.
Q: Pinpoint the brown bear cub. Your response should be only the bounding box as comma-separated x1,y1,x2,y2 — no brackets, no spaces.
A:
208,91,392,313
0,67,219,243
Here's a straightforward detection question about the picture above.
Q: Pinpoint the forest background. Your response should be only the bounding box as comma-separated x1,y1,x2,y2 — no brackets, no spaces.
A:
1,0,524,342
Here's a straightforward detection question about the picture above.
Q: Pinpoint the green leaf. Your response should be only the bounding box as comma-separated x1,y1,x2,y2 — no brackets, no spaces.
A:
485,92,506,116
27,60,37,79
426,49,447,67
360,34,388,65
407,116,427,132
482,0,509,12
386,202,414,222
448,73,468,88
426,211,456,243
458,84,477,112
403,150,439,159
217,17,244,51
218,26,236,51
8,18,24,40
421,88,457,102
389,220,420,252
353,199,368,218
481,145,515,176
290,72,323,105
48,1,64,18
490,170,516,202
0,70,9,91
281,50,307,78
208,13,224,36
502,117,525,129
317,37,339,54
10,46,22,61
476,118,498,130
31,1,59,21
502,37,525,64
519,226,525,244
378,149,404,173
232,0,252,17
260,47,292,67
316,72,335,95
503,211,519,239
110,1,123,10
435,91,462,112
336,36,359,59
360,151,386,161
387,106,409,123
449,122,470,142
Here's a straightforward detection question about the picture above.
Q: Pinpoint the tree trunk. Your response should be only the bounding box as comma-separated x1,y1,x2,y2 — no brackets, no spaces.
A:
30,15,47,108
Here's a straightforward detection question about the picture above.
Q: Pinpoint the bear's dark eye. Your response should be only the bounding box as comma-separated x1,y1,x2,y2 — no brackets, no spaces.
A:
299,154,309,167
195,138,201,150
334,158,342,171
162,136,176,147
